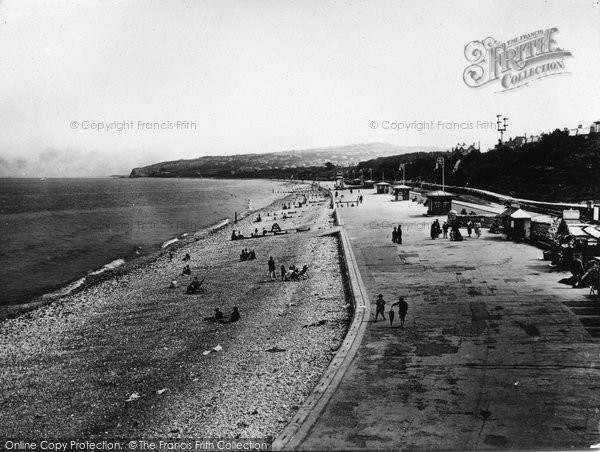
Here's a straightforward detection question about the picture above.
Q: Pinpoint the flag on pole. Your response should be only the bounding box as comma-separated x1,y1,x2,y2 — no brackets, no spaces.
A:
453,159,461,173
435,156,444,170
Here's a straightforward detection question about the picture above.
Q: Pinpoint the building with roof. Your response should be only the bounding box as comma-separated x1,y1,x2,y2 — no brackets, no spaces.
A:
426,190,455,215
391,184,411,201
497,206,533,240
374,182,390,194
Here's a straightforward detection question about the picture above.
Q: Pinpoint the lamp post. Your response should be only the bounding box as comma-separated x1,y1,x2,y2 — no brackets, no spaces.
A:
437,157,445,192
496,115,509,143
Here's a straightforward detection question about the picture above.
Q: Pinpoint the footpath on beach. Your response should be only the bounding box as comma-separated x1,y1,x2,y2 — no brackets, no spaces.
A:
284,188,600,450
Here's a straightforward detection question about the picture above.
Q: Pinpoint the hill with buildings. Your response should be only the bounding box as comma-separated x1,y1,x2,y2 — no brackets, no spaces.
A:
358,129,600,202
129,143,441,179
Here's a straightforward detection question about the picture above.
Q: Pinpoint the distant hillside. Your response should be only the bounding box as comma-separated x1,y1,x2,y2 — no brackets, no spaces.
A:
357,129,600,202
129,143,443,178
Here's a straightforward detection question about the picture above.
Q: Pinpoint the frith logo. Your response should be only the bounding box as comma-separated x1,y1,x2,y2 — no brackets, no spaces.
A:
463,28,572,92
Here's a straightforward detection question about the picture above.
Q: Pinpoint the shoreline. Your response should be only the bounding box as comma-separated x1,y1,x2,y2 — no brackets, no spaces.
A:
0,182,350,440
0,180,295,322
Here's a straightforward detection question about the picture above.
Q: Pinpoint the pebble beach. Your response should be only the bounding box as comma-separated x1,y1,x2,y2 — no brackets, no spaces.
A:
0,183,350,442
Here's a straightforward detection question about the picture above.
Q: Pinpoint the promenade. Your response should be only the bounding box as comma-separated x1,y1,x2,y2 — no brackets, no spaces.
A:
300,190,600,450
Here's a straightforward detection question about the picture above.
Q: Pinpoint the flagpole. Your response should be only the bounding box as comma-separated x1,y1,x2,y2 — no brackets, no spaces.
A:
437,157,445,192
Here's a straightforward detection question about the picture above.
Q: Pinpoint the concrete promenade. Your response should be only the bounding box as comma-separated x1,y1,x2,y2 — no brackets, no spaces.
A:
300,190,600,450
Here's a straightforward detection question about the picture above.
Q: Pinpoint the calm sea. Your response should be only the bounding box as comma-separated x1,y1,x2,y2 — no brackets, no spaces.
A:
0,177,284,307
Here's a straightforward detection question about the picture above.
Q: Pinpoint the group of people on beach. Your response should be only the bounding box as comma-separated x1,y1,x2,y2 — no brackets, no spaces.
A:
203,307,240,323
374,294,408,326
428,219,482,241
268,256,309,281
240,248,256,261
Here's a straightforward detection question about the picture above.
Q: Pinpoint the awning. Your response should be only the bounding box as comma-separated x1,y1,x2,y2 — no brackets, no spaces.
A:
584,227,600,239
568,226,588,237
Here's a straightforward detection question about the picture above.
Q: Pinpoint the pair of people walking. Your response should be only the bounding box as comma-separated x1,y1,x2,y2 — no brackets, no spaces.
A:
374,294,408,326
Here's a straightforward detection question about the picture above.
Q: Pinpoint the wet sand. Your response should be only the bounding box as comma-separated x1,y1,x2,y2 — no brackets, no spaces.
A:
0,183,350,441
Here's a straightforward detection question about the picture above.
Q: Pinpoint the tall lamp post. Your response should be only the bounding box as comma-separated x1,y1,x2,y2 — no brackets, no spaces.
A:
437,157,445,192
496,115,509,143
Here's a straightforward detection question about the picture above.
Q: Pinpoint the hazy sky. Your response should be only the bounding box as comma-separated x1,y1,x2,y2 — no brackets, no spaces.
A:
1,0,599,176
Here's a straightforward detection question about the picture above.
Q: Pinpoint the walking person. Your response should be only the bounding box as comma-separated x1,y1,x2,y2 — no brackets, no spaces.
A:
474,220,482,238
375,294,386,322
466,220,473,237
442,221,449,239
397,224,402,245
392,296,408,327
392,227,398,244
268,256,276,280
388,307,395,326
280,264,287,281
430,221,437,240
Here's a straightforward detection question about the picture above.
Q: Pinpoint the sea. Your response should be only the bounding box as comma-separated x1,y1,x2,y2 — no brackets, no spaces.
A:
0,177,286,309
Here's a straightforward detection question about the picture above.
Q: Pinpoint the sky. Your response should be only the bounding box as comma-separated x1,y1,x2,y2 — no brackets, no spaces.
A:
0,0,599,176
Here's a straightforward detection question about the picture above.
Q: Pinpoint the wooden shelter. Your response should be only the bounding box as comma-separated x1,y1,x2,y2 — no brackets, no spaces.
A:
375,182,391,194
497,207,532,240
391,185,411,201
363,180,375,189
426,190,454,215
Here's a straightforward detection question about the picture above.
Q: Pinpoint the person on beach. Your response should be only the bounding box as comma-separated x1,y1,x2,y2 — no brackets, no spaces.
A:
391,297,408,326
249,250,256,260
388,307,395,326
262,228,268,236
474,221,482,238
430,222,437,240
183,253,191,261
442,221,449,239
186,276,203,294
286,265,298,280
571,254,585,288
181,265,191,276
169,251,173,261
231,231,237,241
375,294,386,322
450,224,463,241
392,227,398,244
203,308,224,322
229,307,240,322
240,249,247,261
466,221,473,237
281,264,287,281
397,224,402,245
169,279,178,289
268,257,276,280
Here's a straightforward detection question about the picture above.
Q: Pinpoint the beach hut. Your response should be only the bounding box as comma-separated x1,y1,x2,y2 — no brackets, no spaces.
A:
391,185,411,201
497,207,532,240
375,182,391,194
425,190,455,215
363,180,375,189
